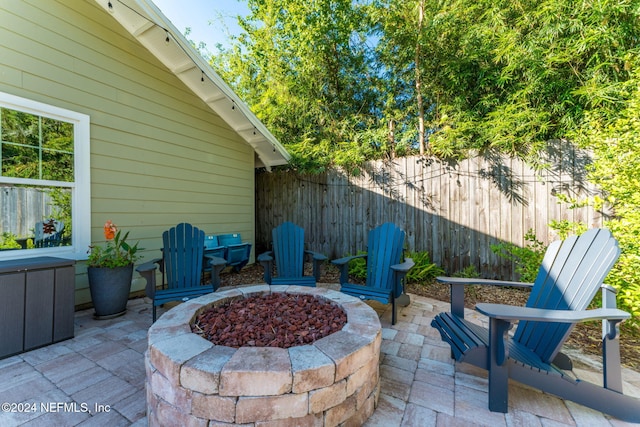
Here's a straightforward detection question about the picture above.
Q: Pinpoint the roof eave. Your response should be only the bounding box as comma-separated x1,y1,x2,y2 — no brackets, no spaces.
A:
93,0,290,170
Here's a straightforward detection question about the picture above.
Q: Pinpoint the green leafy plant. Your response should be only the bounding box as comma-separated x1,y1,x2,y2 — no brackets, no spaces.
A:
452,265,481,279
87,220,142,268
347,250,443,283
450,265,483,300
347,251,368,281
49,188,72,240
491,230,546,283
549,220,586,240
594,222,640,327
0,232,22,250
405,251,444,283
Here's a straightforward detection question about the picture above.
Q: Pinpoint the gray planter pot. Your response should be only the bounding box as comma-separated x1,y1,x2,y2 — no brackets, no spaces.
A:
88,264,133,319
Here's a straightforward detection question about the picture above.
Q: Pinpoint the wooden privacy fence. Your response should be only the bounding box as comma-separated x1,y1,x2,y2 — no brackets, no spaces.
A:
256,148,604,280
1,186,54,238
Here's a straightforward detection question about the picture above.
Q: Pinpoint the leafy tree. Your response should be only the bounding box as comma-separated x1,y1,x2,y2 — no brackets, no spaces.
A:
207,0,640,321
211,0,639,170
212,0,388,172
0,107,73,181
404,0,639,163
578,70,640,324
369,0,428,155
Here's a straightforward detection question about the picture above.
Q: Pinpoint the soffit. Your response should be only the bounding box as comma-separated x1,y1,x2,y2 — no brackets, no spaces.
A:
93,0,290,169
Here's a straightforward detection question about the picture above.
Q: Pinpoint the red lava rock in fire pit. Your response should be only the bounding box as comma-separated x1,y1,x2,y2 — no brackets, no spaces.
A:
191,293,347,348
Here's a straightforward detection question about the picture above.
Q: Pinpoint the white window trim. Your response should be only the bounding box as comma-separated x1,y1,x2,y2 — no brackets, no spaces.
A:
0,91,90,261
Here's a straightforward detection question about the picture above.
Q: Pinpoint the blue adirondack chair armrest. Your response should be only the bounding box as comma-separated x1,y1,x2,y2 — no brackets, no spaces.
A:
204,255,227,267
305,250,327,261
204,255,227,290
136,259,162,299
391,258,415,274
257,251,274,284
331,253,367,284
257,251,273,263
476,303,631,323
437,276,535,318
305,250,327,281
436,276,534,287
390,258,415,304
476,303,631,367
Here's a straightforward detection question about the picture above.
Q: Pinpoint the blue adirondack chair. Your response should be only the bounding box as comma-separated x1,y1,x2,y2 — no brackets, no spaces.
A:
257,222,326,286
431,228,640,422
34,219,65,248
136,223,226,322
332,222,415,325
202,235,227,284
204,235,226,259
218,233,251,272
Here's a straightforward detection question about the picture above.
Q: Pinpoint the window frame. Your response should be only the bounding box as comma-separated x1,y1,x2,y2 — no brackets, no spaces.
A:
0,91,90,261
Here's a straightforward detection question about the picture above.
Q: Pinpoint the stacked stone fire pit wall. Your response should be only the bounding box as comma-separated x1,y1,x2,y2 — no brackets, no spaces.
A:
146,285,382,426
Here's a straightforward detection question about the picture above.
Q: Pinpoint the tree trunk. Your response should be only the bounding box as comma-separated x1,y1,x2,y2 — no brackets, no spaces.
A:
415,0,426,155
388,119,396,158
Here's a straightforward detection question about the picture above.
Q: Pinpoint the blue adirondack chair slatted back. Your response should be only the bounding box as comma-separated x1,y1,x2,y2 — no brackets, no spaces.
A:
366,223,405,296
514,228,620,363
272,222,305,278
163,223,204,289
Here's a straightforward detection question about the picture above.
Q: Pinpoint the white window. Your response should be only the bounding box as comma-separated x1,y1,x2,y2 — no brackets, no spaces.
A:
0,91,90,261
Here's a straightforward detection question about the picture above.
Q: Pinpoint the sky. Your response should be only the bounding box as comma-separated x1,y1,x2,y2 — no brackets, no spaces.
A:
152,0,249,51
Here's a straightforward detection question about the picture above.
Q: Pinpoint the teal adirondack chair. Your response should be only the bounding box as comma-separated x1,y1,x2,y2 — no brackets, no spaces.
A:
218,233,251,272
332,222,414,325
137,223,225,322
431,228,640,422
203,235,226,259
258,222,326,286
202,234,227,285
34,219,65,248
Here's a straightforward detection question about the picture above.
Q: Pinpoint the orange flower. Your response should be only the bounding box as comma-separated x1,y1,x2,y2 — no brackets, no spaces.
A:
89,220,142,268
104,220,117,240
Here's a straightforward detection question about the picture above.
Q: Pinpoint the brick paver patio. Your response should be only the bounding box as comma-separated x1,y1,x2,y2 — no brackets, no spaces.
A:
0,284,638,426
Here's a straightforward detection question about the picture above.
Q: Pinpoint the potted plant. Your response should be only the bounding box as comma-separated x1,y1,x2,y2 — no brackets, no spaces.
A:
87,220,142,319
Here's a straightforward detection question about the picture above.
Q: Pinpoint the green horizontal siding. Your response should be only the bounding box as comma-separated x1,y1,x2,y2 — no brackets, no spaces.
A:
1,0,257,305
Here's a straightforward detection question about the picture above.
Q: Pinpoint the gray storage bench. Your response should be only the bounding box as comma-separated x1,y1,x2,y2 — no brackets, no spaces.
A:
0,257,75,358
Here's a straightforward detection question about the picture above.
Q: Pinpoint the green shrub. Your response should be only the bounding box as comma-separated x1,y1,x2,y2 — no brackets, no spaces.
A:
347,250,443,284
549,220,587,240
347,251,368,281
452,265,481,278
490,229,546,283
0,232,22,250
405,251,444,283
597,222,640,327
449,265,482,300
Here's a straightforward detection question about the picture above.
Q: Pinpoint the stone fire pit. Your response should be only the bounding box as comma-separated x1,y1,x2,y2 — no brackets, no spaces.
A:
145,284,382,426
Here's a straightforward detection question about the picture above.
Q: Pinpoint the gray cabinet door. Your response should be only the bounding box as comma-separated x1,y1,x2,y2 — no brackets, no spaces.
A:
0,273,25,358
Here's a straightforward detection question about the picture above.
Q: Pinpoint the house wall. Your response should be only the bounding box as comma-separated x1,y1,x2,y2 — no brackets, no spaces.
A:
0,0,256,306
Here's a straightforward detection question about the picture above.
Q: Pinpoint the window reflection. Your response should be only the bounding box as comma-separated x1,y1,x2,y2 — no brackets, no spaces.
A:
0,106,74,251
